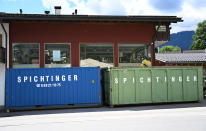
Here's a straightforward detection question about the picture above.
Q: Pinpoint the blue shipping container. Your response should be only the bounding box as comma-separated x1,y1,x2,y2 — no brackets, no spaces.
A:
6,67,102,109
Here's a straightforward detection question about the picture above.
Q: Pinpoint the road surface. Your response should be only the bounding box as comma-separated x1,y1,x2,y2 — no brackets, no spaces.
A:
0,101,206,131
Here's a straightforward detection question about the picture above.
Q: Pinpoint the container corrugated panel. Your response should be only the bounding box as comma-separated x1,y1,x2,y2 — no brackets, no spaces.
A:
102,66,203,106
6,67,102,109
167,69,183,102
136,69,152,104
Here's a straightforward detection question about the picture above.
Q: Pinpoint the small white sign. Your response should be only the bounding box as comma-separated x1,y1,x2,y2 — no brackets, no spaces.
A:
53,50,61,61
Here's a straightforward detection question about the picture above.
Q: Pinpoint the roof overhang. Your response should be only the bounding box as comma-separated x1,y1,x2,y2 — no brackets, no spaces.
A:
0,13,183,23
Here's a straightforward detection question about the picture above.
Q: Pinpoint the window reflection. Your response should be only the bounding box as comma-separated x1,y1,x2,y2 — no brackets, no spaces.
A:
44,44,70,68
119,44,151,67
80,44,114,67
12,43,39,68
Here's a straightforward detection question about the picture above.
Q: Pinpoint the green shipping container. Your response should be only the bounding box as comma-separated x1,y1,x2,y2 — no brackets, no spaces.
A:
102,66,203,106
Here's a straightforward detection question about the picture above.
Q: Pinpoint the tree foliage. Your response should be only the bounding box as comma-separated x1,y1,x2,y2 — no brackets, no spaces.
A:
190,20,206,50
159,45,181,53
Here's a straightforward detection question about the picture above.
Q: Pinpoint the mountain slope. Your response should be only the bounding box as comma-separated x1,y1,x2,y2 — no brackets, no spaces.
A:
159,31,195,50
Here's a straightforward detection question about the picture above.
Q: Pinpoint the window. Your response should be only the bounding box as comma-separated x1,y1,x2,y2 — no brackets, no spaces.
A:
80,44,114,67
12,43,39,68
119,44,151,67
156,25,167,32
44,43,71,68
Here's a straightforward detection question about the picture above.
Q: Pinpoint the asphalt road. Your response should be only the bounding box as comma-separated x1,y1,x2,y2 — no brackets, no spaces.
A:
0,100,206,131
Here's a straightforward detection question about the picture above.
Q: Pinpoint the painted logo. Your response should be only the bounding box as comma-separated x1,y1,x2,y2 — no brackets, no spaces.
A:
114,76,197,84
17,74,78,88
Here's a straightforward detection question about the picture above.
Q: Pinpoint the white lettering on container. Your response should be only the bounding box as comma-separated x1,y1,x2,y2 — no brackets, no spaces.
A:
74,75,78,81
123,78,127,84
51,76,54,81
156,77,159,83
40,76,44,82
24,76,28,82
179,76,182,82
17,76,21,83
68,75,71,81
115,78,118,84
62,75,65,81
16,74,79,85
194,76,197,81
34,76,38,82
56,75,59,81
140,77,144,83
45,76,49,81
171,77,175,82
187,76,190,82
29,76,32,82
147,77,151,83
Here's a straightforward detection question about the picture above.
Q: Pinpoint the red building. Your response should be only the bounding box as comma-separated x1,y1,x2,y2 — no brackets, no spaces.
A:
0,10,182,70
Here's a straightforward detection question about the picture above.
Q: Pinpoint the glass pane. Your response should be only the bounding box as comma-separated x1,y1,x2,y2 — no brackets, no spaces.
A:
45,44,70,68
156,25,167,32
12,43,39,68
119,44,151,67
80,44,114,67
0,34,2,47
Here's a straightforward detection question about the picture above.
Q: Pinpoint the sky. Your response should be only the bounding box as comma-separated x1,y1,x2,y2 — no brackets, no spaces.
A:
1,0,206,33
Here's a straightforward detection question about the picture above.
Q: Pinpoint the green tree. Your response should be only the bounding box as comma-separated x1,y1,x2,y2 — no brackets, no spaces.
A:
190,20,206,50
159,45,181,53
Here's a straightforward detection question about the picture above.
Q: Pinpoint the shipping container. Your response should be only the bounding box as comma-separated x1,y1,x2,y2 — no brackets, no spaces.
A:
102,67,203,106
6,67,102,109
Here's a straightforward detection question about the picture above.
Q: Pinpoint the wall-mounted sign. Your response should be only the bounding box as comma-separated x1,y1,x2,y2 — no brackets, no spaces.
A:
53,50,61,61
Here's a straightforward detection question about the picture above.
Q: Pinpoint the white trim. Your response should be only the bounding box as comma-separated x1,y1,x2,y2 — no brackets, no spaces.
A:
0,23,8,107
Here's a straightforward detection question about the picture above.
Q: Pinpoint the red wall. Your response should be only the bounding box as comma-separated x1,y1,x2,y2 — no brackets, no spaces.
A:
9,21,155,68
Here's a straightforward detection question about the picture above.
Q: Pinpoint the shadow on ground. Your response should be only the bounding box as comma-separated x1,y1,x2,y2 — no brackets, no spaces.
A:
1,98,206,117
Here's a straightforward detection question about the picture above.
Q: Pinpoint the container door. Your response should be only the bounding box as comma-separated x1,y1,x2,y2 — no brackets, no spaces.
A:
168,69,183,102
136,69,152,103
152,69,167,103
103,70,110,105
183,69,198,101
76,68,101,105
111,70,120,105
119,69,136,104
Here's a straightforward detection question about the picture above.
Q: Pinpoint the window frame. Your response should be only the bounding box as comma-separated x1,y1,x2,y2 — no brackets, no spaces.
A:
0,34,2,47
118,43,151,67
79,43,115,67
44,43,71,68
12,43,40,68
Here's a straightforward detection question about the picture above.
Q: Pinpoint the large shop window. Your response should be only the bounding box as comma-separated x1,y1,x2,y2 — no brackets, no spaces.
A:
119,44,151,67
44,43,71,68
12,43,39,68
80,44,114,67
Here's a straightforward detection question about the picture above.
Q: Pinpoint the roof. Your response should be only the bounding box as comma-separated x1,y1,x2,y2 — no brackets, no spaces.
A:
0,13,183,23
156,53,206,63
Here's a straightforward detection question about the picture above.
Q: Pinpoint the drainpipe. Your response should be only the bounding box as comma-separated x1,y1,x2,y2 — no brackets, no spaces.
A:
0,23,7,69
